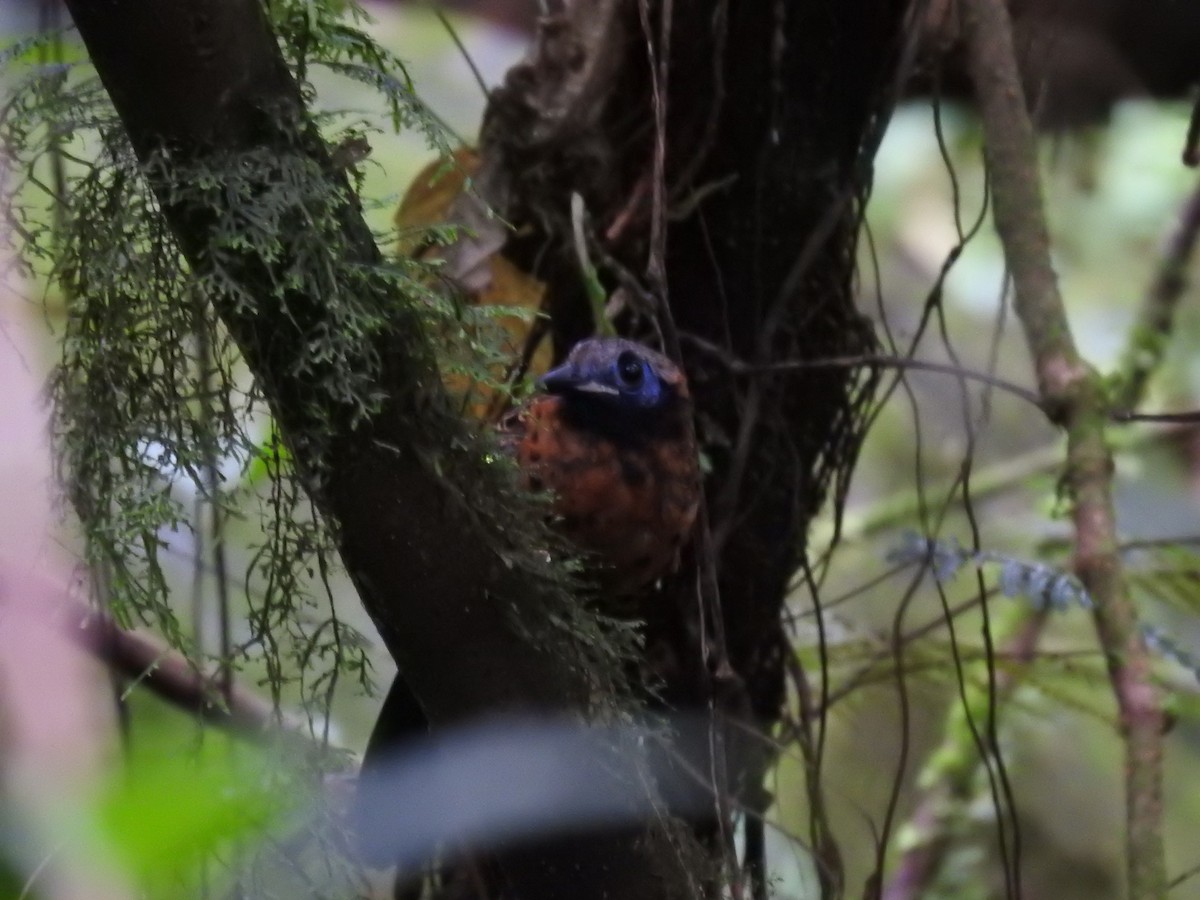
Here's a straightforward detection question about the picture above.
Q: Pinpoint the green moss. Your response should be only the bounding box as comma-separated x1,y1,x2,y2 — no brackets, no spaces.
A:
1,0,636,738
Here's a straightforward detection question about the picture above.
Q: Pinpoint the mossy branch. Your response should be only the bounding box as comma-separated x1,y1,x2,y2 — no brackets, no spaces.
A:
880,210,1196,900
959,2,1166,898
62,0,561,717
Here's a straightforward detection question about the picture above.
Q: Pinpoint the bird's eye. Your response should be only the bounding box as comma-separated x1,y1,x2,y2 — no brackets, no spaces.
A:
616,351,645,387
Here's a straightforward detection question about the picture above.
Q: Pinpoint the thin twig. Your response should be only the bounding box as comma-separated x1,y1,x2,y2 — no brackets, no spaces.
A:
929,226,1023,897
960,2,1166,898
1114,409,1200,424
681,333,1045,409
870,564,927,896
710,195,853,542
750,354,1044,409
1169,858,1200,892
881,607,1045,900
689,329,1200,427
1113,178,1200,412
434,8,489,99
877,195,1200,900
836,426,1175,545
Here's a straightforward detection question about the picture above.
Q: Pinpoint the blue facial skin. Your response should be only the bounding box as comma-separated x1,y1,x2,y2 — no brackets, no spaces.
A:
539,350,665,410
538,346,681,443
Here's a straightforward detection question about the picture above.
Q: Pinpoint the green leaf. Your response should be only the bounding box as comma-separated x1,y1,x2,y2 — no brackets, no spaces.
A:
88,734,305,895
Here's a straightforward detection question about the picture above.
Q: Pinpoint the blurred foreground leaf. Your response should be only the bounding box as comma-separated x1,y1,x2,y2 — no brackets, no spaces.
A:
90,731,305,896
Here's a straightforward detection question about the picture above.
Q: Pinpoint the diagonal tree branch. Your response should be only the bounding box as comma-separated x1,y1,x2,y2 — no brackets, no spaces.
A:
881,160,1200,900
960,1,1167,898
882,155,1200,900
1113,177,1200,412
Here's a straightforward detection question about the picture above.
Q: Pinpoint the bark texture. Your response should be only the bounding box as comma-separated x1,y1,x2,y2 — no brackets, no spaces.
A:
454,0,911,891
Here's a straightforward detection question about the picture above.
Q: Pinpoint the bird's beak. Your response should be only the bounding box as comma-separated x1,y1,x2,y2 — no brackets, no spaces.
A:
537,365,618,396
536,363,575,394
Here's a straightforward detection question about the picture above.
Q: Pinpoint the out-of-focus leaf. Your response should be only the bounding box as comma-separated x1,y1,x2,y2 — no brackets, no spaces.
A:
393,148,481,256
395,150,552,420
1128,544,1200,615
85,733,305,896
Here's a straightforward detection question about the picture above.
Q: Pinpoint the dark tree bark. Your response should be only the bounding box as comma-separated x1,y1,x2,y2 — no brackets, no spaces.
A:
425,0,1200,130
454,0,911,892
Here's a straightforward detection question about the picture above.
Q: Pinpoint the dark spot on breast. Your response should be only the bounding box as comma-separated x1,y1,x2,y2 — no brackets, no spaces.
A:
619,457,650,488
527,474,544,491
528,451,541,463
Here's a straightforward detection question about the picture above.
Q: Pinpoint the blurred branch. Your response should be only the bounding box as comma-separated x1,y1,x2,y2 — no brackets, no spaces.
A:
0,580,135,900
0,569,301,742
835,426,1175,545
960,3,1166,900
1113,178,1200,411
1115,408,1200,424
878,154,1200,900
69,601,289,736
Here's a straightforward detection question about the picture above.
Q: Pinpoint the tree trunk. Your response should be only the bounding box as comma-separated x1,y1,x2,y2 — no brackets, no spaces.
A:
464,0,909,888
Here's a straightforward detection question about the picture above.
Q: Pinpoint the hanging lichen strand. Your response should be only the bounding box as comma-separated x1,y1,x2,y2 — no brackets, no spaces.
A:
0,2,601,733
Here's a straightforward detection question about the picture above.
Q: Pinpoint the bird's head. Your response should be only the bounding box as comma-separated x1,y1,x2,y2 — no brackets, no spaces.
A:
536,338,691,442
537,338,689,412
